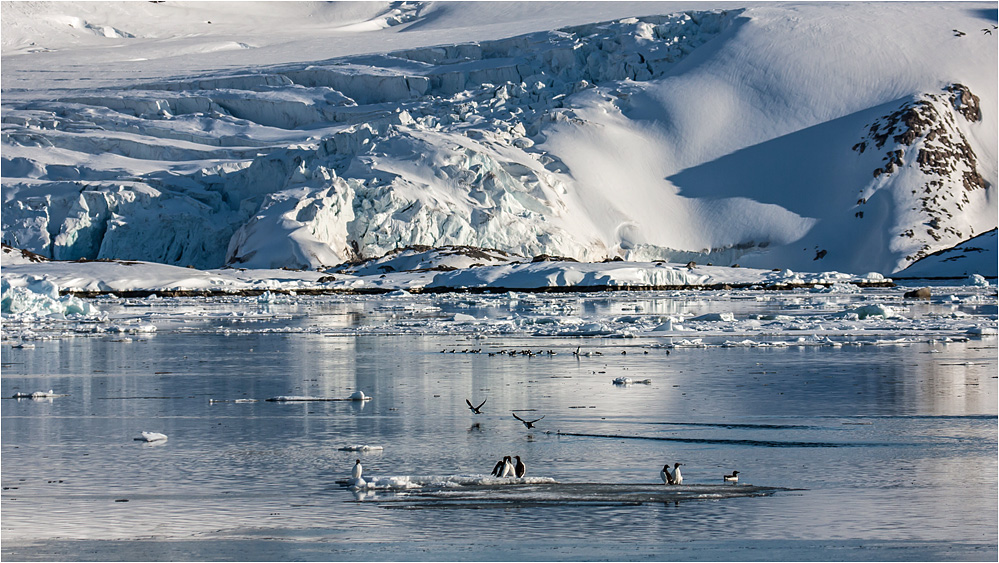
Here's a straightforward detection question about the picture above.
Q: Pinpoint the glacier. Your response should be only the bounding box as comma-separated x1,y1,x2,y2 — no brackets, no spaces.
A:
1,2,996,276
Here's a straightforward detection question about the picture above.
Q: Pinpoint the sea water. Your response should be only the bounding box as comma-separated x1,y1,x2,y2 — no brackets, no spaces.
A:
2,290,996,561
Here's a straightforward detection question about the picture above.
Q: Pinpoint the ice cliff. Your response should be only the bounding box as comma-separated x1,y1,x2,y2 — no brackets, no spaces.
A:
2,3,996,275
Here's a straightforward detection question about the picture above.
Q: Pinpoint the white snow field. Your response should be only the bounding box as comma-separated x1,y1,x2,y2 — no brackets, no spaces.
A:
2,2,996,278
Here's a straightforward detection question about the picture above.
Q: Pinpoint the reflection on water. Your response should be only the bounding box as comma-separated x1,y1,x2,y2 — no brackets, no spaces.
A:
1,294,997,560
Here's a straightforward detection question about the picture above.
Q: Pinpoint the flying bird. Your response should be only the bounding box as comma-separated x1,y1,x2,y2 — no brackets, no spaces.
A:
983,28,993,35
953,29,966,36
512,412,545,429
466,398,486,414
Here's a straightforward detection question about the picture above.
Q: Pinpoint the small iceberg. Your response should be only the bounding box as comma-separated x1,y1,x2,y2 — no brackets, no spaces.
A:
267,391,372,402
12,389,65,399
339,445,384,452
135,432,167,442
613,377,651,385
339,473,558,491
209,398,258,404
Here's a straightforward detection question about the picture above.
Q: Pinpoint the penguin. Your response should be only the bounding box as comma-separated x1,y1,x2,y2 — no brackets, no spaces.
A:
490,458,506,476
466,398,486,414
501,456,515,477
672,462,683,485
514,455,526,478
351,459,362,481
724,470,740,483
660,463,674,485
512,412,545,429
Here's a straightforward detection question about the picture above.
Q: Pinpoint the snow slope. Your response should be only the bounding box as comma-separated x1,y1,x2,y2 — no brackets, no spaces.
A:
2,2,996,275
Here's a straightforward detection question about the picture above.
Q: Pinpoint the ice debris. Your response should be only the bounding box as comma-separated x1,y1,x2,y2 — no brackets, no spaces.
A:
339,445,384,452
1,277,101,318
11,390,65,399
135,432,168,442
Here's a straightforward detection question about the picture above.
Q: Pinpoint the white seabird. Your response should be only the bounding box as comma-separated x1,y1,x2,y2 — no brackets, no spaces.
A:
672,462,683,485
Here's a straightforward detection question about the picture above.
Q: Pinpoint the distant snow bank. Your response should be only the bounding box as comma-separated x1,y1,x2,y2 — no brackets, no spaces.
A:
894,229,997,278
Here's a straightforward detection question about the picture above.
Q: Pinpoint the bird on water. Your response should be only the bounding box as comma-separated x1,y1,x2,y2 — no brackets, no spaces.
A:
724,470,740,483
513,412,545,429
466,398,486,414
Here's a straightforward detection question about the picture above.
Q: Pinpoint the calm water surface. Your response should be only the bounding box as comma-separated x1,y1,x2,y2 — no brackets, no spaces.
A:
2,293,996,561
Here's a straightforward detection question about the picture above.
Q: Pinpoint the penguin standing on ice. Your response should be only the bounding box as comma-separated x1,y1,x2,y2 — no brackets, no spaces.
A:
660,463,674,485
514,455,526,478
671,462,683,485
501,456,515,477
350,459,365,487
491,456,511,476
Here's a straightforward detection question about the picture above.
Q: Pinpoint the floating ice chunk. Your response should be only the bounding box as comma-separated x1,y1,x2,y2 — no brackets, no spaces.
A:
652,317,687,331
347,474,558,490
11,389,64,399
613,377,651,385
838,304,898,319
967,274,989,287
136,432,168,442
1,277,101,318
339,445,384,452
209,398,258,404
452,313,477,323
967,326,997,336
267,391,372,401
690,312,735,322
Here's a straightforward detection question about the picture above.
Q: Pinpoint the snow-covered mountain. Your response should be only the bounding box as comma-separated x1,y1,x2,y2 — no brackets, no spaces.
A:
2,2,996,276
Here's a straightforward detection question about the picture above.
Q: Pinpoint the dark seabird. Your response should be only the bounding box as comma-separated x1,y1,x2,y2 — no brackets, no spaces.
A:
352,459,363,481
512,412,545,429
514,455,526,478
466,398,486,414
724,470,740,483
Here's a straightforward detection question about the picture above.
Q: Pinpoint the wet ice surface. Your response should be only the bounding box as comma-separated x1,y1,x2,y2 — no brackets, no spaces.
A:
1,287,997,561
